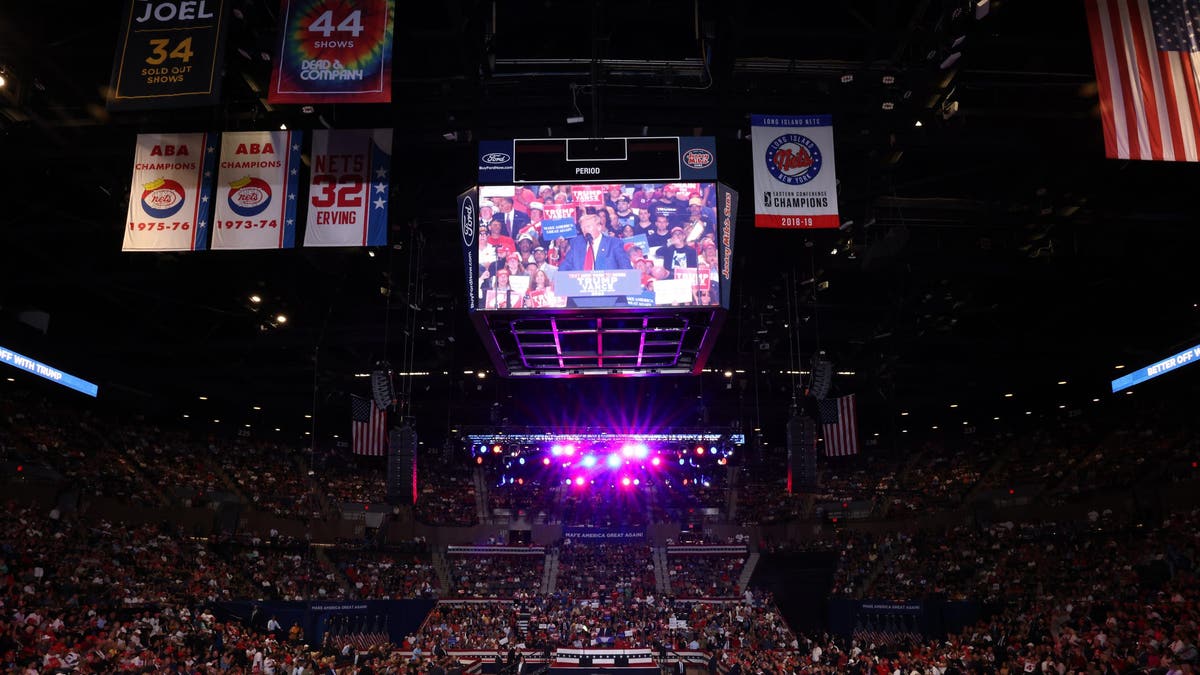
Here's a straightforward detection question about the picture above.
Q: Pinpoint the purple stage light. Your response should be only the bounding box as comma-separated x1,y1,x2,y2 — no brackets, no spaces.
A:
633,478,641,486
564,444,576,456
621,476,632,487
651,456,661,467
634,444,649,459
606,454,622,469
581,455,597,468
574,476,585,486
551,444,563,456
543,457,551,466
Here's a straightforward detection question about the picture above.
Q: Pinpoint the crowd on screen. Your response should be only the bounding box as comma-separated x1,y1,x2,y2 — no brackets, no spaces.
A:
476,183,721,308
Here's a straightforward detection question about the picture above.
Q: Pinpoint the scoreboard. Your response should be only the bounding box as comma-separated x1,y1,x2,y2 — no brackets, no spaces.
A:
458,136,737,377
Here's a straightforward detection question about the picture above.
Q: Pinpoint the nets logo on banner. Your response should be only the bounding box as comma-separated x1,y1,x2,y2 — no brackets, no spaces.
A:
123,133,217,252
108,0,229,110
764,134,822,185
212,131,302,250
751,114,840,229
304,129,392,248
268,0,395,104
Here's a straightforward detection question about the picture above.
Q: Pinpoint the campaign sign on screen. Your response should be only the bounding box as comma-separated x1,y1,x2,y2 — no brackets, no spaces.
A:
474,181,720,312
0,345,98,397
1111,344,1200,392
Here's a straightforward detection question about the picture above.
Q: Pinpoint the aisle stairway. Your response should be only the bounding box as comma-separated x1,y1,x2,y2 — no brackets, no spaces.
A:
653,547,670,595
736,551,760,592
542,548,559,594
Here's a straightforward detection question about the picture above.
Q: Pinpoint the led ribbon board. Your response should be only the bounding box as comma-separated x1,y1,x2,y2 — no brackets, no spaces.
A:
0,346,98,397
1111,344,1200,392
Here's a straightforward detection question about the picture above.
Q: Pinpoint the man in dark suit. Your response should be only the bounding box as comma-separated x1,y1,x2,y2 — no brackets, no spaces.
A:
495,197,529,239
558,213,632,272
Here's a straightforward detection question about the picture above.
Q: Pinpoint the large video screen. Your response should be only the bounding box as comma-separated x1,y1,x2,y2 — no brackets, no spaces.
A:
474,182,722,310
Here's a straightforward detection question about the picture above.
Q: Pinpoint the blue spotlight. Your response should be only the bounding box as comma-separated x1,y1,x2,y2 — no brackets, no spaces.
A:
581,455,597,468
606,453,622,469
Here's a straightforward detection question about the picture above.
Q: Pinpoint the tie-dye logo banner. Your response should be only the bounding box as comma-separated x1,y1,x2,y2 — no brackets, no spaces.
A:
268,0,394,104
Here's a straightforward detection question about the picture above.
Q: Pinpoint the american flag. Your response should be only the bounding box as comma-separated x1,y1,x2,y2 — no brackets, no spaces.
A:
1086,0,1200,161
819,394,858,457
351,395,387,456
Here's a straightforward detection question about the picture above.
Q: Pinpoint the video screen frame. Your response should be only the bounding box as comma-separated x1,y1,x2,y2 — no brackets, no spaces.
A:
472,181,723,311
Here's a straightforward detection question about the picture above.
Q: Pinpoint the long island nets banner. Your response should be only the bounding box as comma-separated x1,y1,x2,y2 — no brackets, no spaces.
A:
268,0,395,104
123,133,217,252
751,114,840,229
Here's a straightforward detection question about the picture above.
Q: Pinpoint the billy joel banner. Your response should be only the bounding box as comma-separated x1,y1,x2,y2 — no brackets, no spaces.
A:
751,114,840,229
303,129,392,247
108,0,229,110
211,131,303,250
268,0,395,104
123,133,217,252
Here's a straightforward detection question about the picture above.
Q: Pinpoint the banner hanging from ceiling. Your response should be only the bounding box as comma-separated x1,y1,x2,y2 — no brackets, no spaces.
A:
750,114,840,229
268,0,395,104
123,133,216,252
303,129,392,247
108,0,229,110
211,131,303,250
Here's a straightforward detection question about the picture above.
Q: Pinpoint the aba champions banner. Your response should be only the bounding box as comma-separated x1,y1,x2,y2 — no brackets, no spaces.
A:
268,0,395,104
211,131,303,250
123,133,216,252
109,0,229,110
303,129,392,247
751,114,840,229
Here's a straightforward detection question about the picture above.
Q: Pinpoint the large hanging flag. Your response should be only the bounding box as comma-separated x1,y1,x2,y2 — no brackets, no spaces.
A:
1085,0,1200,161
750,114,840,229
123,132,217,252
108,0,229,110
820,394,859,457
303,129,392,247
351,395,387,456
211,131,303,250
268,0,395,104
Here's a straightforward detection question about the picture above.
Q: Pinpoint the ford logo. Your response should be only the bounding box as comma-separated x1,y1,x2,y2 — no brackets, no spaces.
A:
460,195,476,247
481,152,511,165
683,148,714,169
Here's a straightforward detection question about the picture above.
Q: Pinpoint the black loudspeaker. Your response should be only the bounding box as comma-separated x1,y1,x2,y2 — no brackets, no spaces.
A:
810,357,833,400
387,426,417,505
371,364,395,411
787,415,818,491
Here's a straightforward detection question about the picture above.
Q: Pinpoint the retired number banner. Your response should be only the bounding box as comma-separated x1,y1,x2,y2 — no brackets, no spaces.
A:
751,114,840,229
268,0,395,104
123,133,216,252
304,129,391,247
109,0,229,110
211,131,303,250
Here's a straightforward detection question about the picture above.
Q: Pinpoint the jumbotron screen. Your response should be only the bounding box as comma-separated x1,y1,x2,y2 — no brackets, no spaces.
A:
473,182,722,310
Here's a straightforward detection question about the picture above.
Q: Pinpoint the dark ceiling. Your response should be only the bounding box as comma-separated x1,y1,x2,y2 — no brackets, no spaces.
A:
1,0,1198,447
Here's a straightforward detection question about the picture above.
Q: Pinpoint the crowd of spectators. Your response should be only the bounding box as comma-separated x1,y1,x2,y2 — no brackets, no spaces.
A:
666,551,746,598
328,544,440,600
555,542,656,600
486,479,557,521
445,551,545,598
412,591,795,654
414,458,477,527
